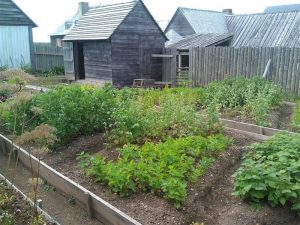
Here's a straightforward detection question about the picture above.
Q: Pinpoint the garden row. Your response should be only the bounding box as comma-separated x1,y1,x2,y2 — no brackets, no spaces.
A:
0,69,300,217
0,178,53,225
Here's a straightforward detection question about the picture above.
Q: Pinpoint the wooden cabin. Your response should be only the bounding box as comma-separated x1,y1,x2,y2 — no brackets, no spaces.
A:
63,0,167,86
0,0,37,68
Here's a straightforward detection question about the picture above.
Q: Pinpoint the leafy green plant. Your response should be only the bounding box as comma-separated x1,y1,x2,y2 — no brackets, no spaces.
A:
77,134,231,208
0,212,14,225
109,87,217,145
27,84,116,144
291,100,300,132
233,133,300,213
0,66,8,72
203,77,284,126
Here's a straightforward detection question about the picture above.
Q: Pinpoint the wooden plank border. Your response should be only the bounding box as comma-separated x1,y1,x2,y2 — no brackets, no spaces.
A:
0,173,60,225
0,134,141,225
220,118,296,136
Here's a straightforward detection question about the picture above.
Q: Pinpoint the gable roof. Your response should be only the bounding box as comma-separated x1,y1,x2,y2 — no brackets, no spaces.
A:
165,7,228,35
166,33,233,50
51,10,81,37
180,8,228,34
165,29,184,45
226,12,300,47
264,4,300,13
0,0,37,27
64,1,137,41
64,0,166,41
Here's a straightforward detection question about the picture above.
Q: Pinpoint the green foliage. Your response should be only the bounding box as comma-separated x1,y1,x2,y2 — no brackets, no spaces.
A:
109,87,216,145
0,212,14,225
233,133,300,213
22,65,65,76
203,77,284,126
291,101,300,132
30,84,116,144
77,134,232,207
0,66,8,72
0,85,12,102
0,92,34,134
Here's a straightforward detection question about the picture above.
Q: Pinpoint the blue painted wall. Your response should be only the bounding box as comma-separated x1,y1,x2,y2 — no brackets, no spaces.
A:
0,25,31,68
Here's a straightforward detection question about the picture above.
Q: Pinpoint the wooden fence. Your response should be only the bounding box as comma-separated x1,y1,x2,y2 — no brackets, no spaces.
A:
188,47,300,94
32,43,64,71
162,48,177,85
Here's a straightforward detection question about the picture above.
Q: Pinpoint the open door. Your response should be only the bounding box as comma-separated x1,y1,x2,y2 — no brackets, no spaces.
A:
63,42,75,81
73,42,85,80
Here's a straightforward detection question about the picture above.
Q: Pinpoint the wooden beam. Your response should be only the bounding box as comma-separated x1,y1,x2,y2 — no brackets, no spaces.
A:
151,54,173,58
263,58,272,78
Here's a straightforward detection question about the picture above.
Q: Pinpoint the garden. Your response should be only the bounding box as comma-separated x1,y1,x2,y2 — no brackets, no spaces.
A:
0,69,299,225
0,179,52,225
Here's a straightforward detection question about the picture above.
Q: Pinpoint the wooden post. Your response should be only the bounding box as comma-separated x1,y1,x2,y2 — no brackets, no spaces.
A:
84,192,94,219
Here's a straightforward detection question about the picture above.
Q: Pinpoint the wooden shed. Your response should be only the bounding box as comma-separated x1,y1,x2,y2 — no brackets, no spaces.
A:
0,0,37,68
63,0,167,86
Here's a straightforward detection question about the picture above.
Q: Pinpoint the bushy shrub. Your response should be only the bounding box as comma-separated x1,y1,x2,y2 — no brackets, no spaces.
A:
78,134,232,208
233,133,300,212
0,92,34,134
203,77,284,126
30,84,116,144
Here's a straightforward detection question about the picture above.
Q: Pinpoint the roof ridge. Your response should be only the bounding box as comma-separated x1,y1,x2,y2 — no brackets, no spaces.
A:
179,7,224,14
226,10,300,17
91,0,138,10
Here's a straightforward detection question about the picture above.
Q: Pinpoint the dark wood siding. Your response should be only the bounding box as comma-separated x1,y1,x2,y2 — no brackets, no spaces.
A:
84,41,112,80
0,0,36,26
63,42,75,80
111,1,166,85
165,10,195,37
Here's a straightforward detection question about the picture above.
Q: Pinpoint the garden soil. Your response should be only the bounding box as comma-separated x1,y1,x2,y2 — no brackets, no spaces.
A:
41,130,300,225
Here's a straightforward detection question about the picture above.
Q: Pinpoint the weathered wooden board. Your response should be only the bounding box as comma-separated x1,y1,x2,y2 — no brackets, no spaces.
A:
220,118,296,136
0,134,141,225
188,47,300,95
0,173,60,225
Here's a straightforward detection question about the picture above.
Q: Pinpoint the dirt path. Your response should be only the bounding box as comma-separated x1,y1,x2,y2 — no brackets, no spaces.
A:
0,152,102,225
39,131,300,225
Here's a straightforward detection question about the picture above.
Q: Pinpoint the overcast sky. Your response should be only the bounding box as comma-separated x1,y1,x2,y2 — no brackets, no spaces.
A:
14,0,300,42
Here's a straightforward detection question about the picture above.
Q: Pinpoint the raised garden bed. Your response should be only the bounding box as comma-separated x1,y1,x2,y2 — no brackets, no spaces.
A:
1,76,300,225
220,102,298,133
33,130,300,225
0,174,57,225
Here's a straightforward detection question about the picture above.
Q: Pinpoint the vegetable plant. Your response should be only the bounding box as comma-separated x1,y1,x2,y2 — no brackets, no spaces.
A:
291,100,300,132
233,133,300,213
77,134,232,208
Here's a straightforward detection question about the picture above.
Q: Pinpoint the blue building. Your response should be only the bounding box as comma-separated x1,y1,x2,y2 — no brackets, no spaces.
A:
0,0,37,68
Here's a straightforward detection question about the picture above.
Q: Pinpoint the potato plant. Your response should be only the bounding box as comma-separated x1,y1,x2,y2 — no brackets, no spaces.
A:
77,134,232,208
233,133,300,212
203,77,284,126
109,87,218,145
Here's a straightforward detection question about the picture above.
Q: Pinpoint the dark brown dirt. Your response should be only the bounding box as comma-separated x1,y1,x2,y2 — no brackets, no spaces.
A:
0,179,52,225
40,131,300,225
0,153,102,225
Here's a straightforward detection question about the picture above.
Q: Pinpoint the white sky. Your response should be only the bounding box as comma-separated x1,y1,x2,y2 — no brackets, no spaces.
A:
13,0,300,42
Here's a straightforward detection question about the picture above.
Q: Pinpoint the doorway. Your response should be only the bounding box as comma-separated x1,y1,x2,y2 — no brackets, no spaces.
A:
74,42,85,80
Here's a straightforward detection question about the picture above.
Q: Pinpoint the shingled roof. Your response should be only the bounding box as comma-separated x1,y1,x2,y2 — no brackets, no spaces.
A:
226,12,300,47
0,0,37,27
166,33,233,50
264,4,300,13
64,1,138,41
